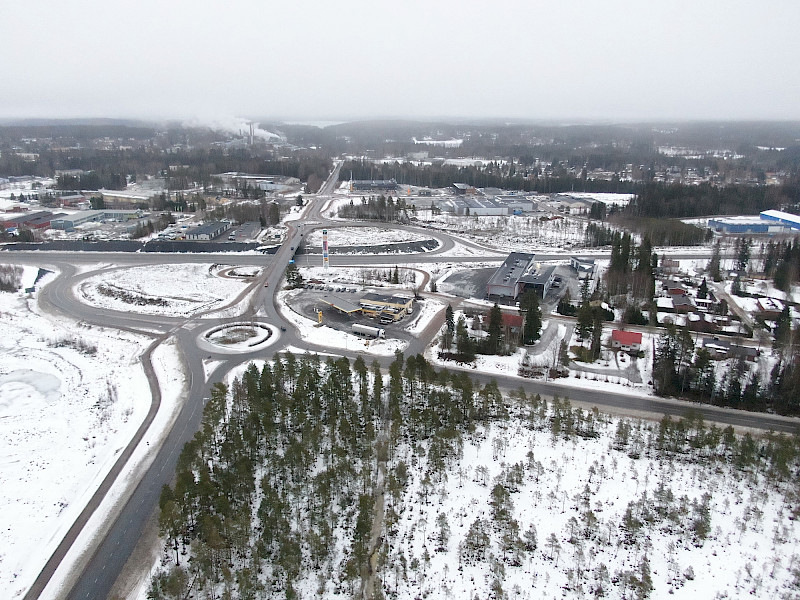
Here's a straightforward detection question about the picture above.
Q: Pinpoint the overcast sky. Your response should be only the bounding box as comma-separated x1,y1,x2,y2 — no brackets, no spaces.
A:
2,0,799,123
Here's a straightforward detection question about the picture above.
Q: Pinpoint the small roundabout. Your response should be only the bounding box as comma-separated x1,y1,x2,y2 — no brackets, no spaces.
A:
197,321,281,354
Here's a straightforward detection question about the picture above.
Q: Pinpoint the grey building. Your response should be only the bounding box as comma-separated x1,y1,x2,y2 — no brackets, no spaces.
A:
51,210,146,230
494,195,537,213
487,253,536,299
351,179,398,191
520,265,557,297
185,221,231,240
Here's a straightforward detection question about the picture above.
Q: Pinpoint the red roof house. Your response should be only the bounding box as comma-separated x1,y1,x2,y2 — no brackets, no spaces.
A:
611,330,642,352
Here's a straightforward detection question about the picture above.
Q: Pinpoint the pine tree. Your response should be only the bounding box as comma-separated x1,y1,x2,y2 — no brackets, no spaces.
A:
285,263,303,288
576,302,594,343
590,312,603,360
736,237,752,273
773,306,792,356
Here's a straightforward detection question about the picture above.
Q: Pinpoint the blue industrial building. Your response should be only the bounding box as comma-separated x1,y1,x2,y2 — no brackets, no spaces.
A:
708,218,771,234
760,210,800,230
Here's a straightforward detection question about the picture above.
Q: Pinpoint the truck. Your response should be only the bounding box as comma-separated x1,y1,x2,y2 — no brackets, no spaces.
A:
352,324,386,339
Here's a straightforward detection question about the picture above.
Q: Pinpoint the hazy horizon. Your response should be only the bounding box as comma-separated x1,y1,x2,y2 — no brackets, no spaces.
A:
2,0,799,123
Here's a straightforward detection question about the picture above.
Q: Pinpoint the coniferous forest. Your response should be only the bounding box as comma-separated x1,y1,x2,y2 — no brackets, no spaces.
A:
149,352,800,600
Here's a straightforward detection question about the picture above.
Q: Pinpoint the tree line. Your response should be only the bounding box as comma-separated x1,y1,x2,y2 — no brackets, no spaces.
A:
653,323,800,415
337,195,411,222
626,182,799,219
340,159,641,195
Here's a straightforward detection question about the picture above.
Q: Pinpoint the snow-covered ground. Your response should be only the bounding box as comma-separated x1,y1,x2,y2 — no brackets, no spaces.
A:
300,265,423,289
41,339,188,600
390,405,800,599
277,289,408,356
78,263,253,317
414,212,590,252
0,267,157,600
0,177,55,202
305,226,429,246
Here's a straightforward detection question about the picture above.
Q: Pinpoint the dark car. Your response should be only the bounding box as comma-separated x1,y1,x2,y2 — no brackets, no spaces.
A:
280,326,287,332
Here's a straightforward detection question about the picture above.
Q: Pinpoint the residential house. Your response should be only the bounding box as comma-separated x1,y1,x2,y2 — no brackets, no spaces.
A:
671,295,696,314
756,297,784,321
611,330,642,353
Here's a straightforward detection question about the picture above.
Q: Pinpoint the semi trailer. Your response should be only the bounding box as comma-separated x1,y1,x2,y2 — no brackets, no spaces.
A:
351,323,386,338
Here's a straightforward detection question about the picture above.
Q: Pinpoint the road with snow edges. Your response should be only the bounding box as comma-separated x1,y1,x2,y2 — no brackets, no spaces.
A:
6,167,797,600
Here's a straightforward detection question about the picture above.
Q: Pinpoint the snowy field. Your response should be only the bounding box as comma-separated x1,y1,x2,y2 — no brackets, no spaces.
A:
305,227,429,246
78,263,254,317
389,403,800,599
277,289,408,356
0,267,154,600
41,339,188,600
414,212,590,252
300,265,423,289
0,177,54,201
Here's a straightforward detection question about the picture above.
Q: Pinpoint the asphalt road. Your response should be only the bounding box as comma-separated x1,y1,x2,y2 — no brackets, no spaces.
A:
6,167,795,600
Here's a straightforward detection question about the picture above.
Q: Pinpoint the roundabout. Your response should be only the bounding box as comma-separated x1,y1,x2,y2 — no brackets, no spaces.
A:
197,321,280,353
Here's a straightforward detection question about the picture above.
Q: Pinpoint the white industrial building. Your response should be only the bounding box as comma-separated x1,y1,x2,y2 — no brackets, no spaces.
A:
441,197,508,216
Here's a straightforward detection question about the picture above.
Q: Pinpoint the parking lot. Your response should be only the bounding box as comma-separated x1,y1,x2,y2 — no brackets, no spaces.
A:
220,221,262,243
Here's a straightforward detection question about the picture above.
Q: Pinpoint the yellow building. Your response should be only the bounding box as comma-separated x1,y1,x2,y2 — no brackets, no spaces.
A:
359,293,413,321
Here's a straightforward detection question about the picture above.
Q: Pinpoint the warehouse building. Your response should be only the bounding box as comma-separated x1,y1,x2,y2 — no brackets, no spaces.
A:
57,194,88,207
99,190,154,209
351,179,398,191
440,197,508,216
51,210,146,230
486,253,536,299
708,217,775,234
452,183,476,195
185,221,231,240
760,209,800,231
494,195,537,213
2,211,56,230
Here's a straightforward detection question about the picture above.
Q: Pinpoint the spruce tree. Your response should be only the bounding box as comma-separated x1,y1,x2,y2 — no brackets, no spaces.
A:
519,291,542,345
698,277,708,300
487,303,503,355
708,240,722,282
